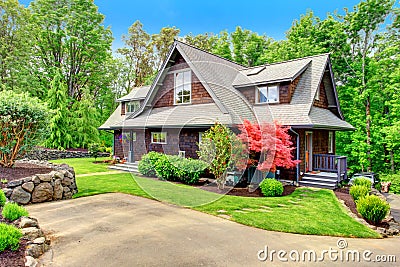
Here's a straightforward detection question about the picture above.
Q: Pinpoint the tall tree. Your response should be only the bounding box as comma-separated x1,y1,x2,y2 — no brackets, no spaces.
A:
211,30,232,60
341,0,395,171
0,0,37,94
117,20,154,89
183,32,218,51
30,0,113,100
152,26,180,68
45,70,72,149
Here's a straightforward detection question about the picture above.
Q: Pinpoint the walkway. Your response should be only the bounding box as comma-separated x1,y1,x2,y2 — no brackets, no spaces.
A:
385,193,400,223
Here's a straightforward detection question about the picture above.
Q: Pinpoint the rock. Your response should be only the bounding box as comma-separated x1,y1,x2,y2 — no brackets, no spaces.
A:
37,173,52,182
65,171,74,179
53,171,64,179
32,176,41,185
23,176,33,183
25,243,44,258
62,177,72,186
388,228,399,236
22,227,43,240
25,256,38,267
22,182,35,193
7,179,23,187
10,186,31,204
2,188,13,198
388,222,400,231
19,217,39,228
53,179,63,200
32,237,45,245
31,183,53,203
63,191,73,199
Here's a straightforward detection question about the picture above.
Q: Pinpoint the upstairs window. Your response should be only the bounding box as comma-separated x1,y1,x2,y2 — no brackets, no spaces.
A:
174,70,191,104
126,101,140,113
257,84,279,103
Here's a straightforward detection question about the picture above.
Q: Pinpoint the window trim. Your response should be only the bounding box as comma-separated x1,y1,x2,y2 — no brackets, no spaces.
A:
174,70,192,105
255,84,280,104
315,86,320,101
328,131,334,154
151,132,167,144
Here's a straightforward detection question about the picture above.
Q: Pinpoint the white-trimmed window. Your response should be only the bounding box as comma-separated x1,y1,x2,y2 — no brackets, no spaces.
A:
151,132,167,144
315,86,320,101
126,101,140,113
328,131,334,153
257,84,279,103
174,70,191,104
198,132,204,143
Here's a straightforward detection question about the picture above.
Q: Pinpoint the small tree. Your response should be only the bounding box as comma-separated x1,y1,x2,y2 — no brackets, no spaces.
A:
0,91,49,167
88,143,100,161
238,119,300,173
197,122,247,189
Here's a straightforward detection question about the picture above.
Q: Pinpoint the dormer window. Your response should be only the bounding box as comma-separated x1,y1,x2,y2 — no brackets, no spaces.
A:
257,84,279,103
126,100,140,113
174,70,191,104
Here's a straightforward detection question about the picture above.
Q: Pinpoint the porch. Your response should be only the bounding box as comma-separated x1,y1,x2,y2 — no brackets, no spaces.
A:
299,154,348,189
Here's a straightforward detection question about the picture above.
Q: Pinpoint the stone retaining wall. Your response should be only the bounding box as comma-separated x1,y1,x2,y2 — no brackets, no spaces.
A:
2,160,78,205
23,148,109,161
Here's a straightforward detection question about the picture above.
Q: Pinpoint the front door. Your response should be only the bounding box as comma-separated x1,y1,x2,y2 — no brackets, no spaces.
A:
305,132,313,172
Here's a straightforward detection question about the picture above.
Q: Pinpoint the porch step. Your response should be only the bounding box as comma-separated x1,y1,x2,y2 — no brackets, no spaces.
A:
299,172,339,189
108,162,139,173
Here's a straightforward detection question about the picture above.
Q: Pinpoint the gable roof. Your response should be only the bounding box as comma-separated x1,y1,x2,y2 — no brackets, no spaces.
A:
103,41,352,130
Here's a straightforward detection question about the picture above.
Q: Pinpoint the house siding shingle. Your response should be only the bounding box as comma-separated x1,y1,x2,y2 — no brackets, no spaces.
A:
153,53,213,108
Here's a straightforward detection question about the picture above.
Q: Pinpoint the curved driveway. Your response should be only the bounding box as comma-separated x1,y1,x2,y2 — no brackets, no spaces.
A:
27,193,400,267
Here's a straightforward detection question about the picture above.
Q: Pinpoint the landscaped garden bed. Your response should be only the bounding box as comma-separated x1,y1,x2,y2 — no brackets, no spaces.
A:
0,162,52,185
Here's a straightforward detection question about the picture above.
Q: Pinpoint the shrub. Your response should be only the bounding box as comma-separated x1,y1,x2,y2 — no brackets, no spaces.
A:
356,195,390,225
153,154,179,181
380,174,400,194
0,190,6,207
259,178,284,197
2,203,29,221
168,156,208,184
138,152,165,177
0,223,22,252
353,177,372,188
88,143,100,160
349,185,370,202
0,91,49,167
374,182,382,192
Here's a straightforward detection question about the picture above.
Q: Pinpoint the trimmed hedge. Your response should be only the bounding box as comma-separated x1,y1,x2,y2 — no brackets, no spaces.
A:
138,151,165,177
0,223,23,252
353,177,372,188
349,185,370,202
139,152,208,184
259,178,284,197
356,195,390,225
2,202,29,221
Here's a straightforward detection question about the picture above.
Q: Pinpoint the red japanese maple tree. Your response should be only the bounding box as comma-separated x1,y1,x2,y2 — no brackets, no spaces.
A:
238,119,300,172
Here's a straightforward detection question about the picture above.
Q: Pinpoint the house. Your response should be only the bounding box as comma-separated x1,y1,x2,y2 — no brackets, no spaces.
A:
100,40,354,189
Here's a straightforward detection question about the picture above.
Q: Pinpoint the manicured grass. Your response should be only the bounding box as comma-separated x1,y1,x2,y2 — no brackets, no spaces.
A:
50,157,111,175
74,172,380,238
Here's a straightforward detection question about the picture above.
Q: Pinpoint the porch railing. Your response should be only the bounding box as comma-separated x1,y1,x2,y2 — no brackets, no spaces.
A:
313,154,347,182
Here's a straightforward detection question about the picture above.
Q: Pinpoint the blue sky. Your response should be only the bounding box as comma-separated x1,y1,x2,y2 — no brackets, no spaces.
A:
20,0,364,51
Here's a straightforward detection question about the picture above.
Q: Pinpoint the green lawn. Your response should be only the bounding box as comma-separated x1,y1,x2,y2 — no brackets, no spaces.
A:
50,157,111,175
74,172,380,238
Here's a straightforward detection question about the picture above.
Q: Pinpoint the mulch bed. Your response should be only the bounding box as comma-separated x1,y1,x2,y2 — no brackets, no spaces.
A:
0,211,27,267
197,181,297,197
0,163,52,185
334,187,390,228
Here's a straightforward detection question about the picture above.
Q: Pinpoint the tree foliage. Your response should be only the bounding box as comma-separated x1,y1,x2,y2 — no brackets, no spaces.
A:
0,91,49,167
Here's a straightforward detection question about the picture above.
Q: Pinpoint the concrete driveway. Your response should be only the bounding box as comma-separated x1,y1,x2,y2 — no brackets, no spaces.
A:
27,193,400,267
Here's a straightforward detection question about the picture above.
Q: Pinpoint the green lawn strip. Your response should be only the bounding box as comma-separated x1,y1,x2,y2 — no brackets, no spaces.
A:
50,157,110,175
73,172,379,238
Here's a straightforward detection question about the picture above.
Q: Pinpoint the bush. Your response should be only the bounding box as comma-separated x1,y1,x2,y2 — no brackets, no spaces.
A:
349,185,370,202
353,177,372,188
380,173,400,194
149,153,208,184
0,223,22,252
259,178,284,197
88,143,100,160
2,203,29,221
0,91,49,167
0,190,6,207
138,152,165,177
356,195,390,225
374,182,382,192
